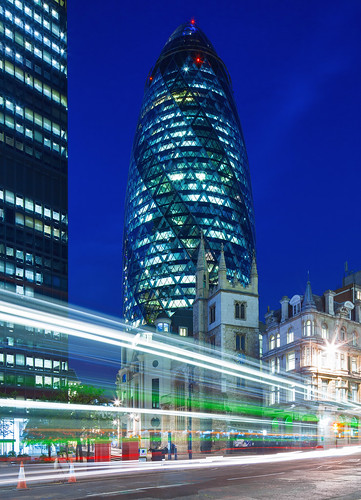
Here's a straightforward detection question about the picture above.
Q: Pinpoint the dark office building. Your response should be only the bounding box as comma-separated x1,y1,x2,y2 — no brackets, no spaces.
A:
123,21,256,325
0,0,70,397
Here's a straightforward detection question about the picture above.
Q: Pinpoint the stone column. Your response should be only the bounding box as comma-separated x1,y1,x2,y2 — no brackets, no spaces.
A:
324,290,336,315
280,296,290,322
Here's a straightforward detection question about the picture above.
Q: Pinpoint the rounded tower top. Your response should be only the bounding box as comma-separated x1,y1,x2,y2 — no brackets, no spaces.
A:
162,20,216,55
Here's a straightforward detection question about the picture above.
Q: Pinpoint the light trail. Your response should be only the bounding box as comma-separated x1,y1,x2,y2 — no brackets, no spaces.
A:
0,446,361,488
0,398,273,426
0,290,359,411
0,295,309,394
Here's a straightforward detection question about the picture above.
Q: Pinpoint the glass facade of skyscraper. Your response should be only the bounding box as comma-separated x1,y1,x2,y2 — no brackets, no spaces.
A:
123,21,256,325
0,0,69,397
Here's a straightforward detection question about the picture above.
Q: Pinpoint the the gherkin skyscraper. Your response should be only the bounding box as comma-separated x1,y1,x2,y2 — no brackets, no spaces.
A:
123,21,256,325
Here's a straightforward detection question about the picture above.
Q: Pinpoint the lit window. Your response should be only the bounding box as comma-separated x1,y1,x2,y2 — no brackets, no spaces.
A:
44,359,52,369
179,327,187,337
276,333,280,348
287,329,294,343
303,320,312,337
286,352,295,371
351,357,357,372
7,354,14,366
16,354,25,366
269,335,275,350
35,358,43,368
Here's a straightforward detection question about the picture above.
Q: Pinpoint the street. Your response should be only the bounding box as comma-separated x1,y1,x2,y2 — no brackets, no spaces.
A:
1,447,361,499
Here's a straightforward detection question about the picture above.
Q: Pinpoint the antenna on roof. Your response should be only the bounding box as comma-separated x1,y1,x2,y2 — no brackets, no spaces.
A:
345,261,349,276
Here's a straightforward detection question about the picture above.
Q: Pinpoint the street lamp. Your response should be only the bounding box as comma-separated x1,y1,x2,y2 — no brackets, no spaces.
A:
113,399,121,448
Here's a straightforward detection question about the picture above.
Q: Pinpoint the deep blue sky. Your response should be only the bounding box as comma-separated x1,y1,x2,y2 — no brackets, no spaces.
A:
68,0,361,323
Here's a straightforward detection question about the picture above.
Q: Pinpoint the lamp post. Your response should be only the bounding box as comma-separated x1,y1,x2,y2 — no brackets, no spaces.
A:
113,399,121,448
188,366,193,460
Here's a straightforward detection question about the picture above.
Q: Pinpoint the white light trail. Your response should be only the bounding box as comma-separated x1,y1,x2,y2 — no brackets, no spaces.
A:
0,296,310,394
0,446,360,488
0,398,271,426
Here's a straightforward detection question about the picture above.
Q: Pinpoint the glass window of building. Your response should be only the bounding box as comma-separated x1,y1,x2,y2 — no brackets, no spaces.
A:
340,328,346,341
351,383,358,402
236,334,245,351
287,329,294,344
276,333,280,348
303,320,312,337
321,324,328,339
122,21,256,324
209,304,216,324
286,352,295,371
351,357,357,372
321,379,328,399
352,331,358,346
270,358,275,374
179,326,188,337
269,334,275,350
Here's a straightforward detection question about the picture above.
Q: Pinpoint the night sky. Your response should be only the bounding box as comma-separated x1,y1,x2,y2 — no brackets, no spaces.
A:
67,0,361,385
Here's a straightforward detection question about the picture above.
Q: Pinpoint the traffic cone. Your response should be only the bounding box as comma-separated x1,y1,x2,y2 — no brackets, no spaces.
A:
68,459,76,483
17,461,28,489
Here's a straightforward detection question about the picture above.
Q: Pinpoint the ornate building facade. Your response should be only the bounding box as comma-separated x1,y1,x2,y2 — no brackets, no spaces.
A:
261,271,361,447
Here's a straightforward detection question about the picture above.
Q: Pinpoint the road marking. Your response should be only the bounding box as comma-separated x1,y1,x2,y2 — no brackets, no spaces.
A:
86,483,189,497
227,472,285,481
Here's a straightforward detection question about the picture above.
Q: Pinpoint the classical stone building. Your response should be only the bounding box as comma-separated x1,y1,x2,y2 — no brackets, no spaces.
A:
261,270,361,448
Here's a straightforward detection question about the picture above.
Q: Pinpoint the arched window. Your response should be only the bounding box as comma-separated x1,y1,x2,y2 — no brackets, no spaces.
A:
287,329,294,344
304,320,312,337
269,335,275,350
236,334,245,351
235,302,240,318
276,333,280,348
235,302,246,320
321,324,328,339
240,303,246,319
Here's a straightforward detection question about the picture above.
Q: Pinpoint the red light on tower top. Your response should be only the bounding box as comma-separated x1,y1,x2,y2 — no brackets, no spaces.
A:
191,18,195,25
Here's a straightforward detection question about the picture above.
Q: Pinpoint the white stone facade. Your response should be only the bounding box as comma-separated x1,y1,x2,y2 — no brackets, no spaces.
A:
262,273,361,448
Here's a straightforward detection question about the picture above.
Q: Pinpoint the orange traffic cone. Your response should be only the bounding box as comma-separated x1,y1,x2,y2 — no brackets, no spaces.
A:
68,459,76,483
17,461,28,489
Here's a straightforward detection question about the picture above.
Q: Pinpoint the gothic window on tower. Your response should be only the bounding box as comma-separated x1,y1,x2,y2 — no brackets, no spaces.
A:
236,334,245,351
209,304,216,324
179,327,188,337
235,301,246,320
